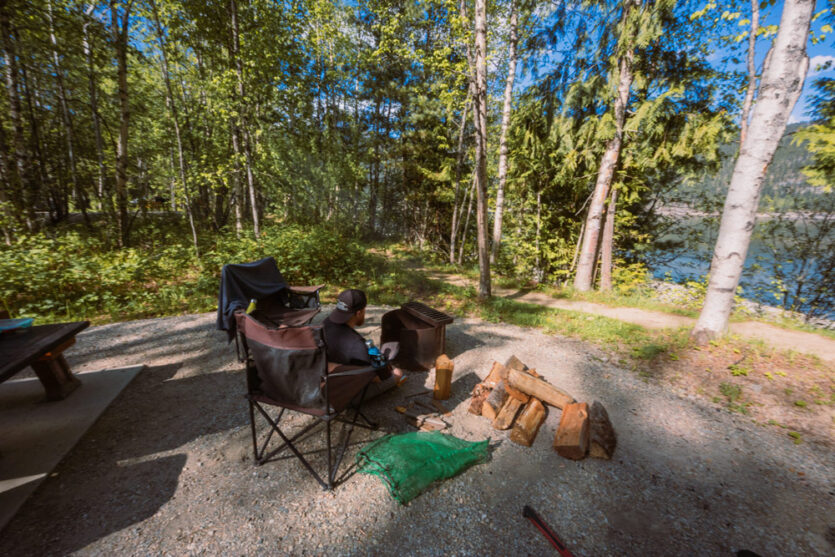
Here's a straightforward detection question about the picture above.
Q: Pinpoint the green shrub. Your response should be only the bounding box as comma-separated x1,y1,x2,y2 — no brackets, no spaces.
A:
0,222,379,323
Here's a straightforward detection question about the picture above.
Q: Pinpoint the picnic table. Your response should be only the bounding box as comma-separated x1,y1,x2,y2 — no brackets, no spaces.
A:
0,321,90,401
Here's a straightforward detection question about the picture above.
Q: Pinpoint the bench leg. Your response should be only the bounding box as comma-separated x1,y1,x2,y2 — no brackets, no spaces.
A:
31,354,81,401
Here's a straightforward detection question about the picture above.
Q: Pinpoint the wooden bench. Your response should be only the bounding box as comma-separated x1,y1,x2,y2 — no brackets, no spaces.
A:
0,320,90,401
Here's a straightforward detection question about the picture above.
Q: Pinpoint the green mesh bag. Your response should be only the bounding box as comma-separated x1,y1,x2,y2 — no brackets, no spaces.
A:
355,431,490,504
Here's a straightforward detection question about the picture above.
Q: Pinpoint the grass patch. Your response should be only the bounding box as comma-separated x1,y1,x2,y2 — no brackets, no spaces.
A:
462,296,687,358
718,382,751,414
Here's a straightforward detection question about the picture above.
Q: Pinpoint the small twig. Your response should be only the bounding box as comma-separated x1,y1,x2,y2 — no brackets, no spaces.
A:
728,353,747,368
405,390,432,399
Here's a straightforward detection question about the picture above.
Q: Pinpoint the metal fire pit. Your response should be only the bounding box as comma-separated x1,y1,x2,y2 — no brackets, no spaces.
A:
381,301,454,371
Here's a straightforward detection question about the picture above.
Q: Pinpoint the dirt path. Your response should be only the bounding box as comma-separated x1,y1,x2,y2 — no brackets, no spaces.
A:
425,271,835,363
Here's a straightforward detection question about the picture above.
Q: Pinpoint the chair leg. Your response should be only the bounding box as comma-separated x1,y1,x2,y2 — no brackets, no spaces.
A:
249,401,330,489
249,401,284,466
326,419,333,490
330,385,370,487
248,400,259,465
248,395,374,491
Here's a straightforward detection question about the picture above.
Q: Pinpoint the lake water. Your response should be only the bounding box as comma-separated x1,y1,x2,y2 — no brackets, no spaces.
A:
646,217,834,319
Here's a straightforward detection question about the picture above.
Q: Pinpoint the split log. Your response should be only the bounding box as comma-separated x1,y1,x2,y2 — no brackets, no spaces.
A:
510,398,547,447
484,361,507,387
481,380,507,421
468,383,491,415
507,368,574,409
433,354,454,400
588,400,617,459
396,405,447,430
504,382,530,403
553,402,589,460
492,396,523,430
504,355,528,372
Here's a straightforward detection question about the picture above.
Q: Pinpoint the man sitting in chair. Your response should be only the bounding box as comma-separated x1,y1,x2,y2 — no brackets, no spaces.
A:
323,289,403,399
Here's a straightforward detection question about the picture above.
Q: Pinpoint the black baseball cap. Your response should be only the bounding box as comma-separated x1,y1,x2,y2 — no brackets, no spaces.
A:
329,289,367,324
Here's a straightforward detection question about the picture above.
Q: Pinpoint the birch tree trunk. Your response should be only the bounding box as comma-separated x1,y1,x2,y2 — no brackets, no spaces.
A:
110,0,131,247
48,0,91,228
230,124,243,237
599,185,618,290
692,0,814,342
491,0,517,265
450,96,470,263
472,0,491,299
83,5,107,208
739,0,760,145
230,0,259,238
573,0,637,291
0,123,14,242
19,56,50,219
458,174,476,265
0,5,35,230
150,0,199,257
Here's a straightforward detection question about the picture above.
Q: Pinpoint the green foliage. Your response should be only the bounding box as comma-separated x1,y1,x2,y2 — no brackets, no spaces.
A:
718,381,750,414
0,220,373,323
719,381,742,402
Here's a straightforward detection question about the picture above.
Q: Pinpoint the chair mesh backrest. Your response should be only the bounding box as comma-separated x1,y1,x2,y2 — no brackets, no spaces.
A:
217,257,290,337
236,312,327,411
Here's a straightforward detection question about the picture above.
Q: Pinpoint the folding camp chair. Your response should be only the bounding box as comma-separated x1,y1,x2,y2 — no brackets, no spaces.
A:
217,256,324,340
235,311,380,490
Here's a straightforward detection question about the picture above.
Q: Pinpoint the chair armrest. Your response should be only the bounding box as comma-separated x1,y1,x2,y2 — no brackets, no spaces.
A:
326,364,378,379
288,285,324,295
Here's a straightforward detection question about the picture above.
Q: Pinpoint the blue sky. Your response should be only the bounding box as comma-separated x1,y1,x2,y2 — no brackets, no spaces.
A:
516,0,834,123
715,0,834,123
761,0,835,122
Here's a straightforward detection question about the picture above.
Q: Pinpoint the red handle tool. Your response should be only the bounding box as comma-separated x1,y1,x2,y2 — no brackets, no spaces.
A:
523,505,575,557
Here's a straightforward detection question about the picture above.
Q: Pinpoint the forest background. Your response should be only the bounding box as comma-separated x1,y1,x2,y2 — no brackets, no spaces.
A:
0,0,833,328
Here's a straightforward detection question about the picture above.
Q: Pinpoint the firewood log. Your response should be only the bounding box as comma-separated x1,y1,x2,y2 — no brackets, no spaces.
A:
510,398,547,447
553,402,589,460
468,383,491,415
504,355,528,372
433,354,454,400
492,396,524,430
507,368,574,409
588,400,617,459
484,361,507,387
504,382,530,403
481,380,507,421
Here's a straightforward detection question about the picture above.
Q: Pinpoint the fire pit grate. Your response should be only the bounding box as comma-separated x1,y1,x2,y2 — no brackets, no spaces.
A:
402,301,454,327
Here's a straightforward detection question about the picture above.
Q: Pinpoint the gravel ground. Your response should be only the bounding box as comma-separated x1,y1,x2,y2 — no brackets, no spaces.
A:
1,307,833,556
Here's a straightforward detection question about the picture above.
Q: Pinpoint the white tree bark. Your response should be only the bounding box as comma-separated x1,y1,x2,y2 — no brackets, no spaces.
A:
491,0,517,264
1,4,35,230
573,0,637,291
599,184,618,290
110,0,132,247
83,5,107,207
692,0,814,342
472,0,491,298
450,95,470,263
48,0,90,227
739,0,760,145
150,0,199,256
230,0,259,238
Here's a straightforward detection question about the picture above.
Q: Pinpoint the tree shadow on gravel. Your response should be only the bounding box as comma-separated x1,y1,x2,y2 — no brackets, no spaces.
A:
0,362,248,555
349,350,835,556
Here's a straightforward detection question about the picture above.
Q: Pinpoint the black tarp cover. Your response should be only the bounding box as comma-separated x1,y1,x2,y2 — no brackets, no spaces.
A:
217,257,289,339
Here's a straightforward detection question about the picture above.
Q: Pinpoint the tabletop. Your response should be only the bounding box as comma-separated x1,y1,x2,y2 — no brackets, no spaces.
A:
0,321,90,382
